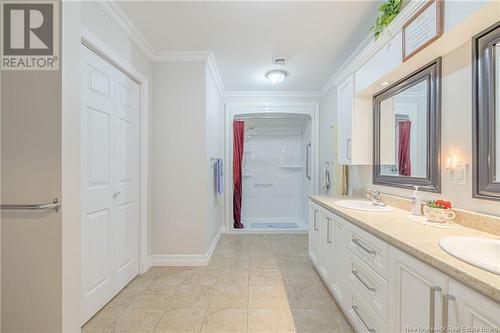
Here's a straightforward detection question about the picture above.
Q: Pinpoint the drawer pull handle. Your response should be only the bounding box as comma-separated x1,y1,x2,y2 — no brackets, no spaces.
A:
352,238,377,255
352,305,376,333
352,270,376,292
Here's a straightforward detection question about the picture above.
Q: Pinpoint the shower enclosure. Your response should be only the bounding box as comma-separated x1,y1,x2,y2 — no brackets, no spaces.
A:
233,112,314,231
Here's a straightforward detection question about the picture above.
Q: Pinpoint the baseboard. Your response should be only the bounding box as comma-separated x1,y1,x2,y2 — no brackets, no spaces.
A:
151,225,225,266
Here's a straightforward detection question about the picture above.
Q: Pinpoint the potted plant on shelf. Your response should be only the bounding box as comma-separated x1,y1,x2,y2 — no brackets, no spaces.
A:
423,199,456,223
371,0,403,40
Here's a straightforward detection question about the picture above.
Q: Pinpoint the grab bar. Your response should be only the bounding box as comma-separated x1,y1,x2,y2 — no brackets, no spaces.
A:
0,198,61,212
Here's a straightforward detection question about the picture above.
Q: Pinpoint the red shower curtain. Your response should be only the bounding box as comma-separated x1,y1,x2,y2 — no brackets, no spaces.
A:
233,121,245,229
398,120,412,176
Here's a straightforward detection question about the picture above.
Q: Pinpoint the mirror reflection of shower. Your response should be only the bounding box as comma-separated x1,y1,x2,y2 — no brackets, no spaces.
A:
234,113,313,231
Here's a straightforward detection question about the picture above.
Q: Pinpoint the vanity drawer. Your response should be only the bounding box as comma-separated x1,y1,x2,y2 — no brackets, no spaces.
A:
346,285,387,333
346,249,388,323
347,224,388,279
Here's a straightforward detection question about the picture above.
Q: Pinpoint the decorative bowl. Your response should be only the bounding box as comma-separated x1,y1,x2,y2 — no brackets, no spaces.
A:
423,206,456,223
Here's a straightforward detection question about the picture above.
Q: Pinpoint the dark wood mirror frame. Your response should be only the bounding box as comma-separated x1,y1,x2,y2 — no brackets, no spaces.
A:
472,21,500,201
373,58,442,192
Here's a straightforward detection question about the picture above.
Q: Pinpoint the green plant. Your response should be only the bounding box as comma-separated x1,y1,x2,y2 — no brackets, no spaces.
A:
371,0,403,40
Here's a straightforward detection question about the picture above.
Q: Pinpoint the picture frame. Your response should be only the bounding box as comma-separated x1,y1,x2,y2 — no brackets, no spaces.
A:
402,0,443,62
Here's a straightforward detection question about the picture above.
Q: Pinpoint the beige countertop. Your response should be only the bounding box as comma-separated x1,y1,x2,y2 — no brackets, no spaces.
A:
309,195,500,303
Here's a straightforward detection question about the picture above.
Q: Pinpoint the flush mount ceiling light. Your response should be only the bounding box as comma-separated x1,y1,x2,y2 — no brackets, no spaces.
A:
266,70,288,84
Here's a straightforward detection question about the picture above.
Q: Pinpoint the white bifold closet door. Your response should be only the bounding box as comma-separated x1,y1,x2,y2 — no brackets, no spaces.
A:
81,45,140,324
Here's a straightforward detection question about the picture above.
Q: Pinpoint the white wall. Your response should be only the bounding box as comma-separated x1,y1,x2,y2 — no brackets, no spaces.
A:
319,87,337,194
81,0,154,255
205,69,225,246
151,62,209,255
352,42,500,216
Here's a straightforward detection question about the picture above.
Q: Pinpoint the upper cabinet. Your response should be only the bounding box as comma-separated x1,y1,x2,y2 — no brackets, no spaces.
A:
336,75,371,165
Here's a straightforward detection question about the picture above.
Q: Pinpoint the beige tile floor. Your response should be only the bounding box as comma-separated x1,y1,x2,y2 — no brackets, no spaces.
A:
83,234,354,333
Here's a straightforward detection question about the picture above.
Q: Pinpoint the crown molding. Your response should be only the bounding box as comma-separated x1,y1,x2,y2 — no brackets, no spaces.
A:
150,51,212,63
94,0,155,59
319,0,428,96
224,90,321,99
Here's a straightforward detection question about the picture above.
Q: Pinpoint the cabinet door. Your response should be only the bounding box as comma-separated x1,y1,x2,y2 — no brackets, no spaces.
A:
318,211,333,283
337,75,354,165
389,247,448,333
332,217,347,304
447,279,500,330
308,204,320,264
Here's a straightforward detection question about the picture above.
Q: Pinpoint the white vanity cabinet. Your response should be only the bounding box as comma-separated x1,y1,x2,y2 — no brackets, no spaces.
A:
308,199,500,333
336,75,372,165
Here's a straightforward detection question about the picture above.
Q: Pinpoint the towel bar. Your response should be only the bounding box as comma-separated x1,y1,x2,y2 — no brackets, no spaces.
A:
0,198,61,212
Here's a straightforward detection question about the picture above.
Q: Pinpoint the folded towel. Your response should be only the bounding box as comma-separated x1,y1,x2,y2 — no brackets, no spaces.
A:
321,166,331,194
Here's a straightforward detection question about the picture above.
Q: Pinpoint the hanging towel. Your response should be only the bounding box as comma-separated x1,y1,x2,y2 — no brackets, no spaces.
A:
321,165,331,194
341,165,349,196
215,159,224,194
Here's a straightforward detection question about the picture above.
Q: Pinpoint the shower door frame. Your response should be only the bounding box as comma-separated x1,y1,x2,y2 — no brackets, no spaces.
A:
224,102,320,233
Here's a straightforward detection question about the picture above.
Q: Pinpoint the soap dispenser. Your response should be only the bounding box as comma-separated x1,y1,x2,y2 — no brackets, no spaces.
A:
411,186,422,216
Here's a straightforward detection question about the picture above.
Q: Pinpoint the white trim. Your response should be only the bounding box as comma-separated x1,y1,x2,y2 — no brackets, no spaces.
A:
151,226,225,266
81,26,150,274
94,0,155,59
224,90,321,99
206,53,225,96
320,0,427,93
224,102,320,234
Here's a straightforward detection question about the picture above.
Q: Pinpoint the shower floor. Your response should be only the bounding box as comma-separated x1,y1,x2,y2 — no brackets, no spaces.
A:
251,222,298,229
236,219,308,233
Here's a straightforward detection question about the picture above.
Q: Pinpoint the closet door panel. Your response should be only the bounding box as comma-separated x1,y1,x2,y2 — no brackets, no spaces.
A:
81,45,116,324
113,71,140,292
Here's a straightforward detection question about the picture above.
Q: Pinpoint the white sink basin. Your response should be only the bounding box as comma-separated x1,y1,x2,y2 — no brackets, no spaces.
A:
439,236,500,275
334,200,394,212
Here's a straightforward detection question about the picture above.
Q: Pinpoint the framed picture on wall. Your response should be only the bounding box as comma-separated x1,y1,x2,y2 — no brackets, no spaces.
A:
402,0,443,62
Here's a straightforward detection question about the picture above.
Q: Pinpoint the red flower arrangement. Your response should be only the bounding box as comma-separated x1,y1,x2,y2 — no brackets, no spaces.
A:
425,199,452,209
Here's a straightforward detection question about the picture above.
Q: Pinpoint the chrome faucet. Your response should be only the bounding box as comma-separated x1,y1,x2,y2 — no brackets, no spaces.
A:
365,188,386,207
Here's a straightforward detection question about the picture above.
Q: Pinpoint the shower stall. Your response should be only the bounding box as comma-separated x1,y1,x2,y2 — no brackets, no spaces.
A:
230,111,315,232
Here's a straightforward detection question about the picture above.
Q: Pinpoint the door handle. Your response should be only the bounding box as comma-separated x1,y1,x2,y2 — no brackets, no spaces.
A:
314,211,318,231
442,294,455,332
326,218,331,243
346,139,352,160
429,286,441,331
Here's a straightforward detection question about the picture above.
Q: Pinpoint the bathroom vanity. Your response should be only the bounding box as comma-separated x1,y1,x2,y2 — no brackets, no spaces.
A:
308,196,500,333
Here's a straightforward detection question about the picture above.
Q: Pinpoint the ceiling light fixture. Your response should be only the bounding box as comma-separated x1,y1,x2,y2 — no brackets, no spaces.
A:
380,81,391,87
272,58,288,66
266,70,288,84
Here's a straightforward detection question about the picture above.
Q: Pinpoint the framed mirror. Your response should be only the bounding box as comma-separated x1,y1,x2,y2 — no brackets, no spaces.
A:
373,58,441,192
473,22,500,201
